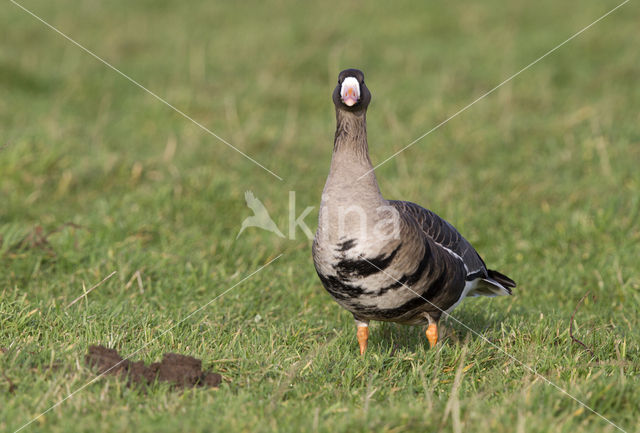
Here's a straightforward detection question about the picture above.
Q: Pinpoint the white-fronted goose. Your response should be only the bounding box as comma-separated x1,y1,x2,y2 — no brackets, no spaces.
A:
312,69,516,355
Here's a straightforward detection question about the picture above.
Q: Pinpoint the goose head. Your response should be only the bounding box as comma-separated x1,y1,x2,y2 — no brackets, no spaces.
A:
333,68,371,112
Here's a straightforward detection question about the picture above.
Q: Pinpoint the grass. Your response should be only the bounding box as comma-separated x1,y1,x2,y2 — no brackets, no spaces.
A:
1,0,639,431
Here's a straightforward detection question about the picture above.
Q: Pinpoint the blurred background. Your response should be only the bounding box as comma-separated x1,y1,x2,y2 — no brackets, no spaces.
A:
1,0,639,431
2,0,638,299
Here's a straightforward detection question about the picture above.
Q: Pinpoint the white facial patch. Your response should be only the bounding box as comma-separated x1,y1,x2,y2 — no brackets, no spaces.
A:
340,76,360,106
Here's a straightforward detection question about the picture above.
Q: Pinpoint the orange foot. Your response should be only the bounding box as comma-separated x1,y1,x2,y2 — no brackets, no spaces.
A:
426,323,438,348
357,325,369,355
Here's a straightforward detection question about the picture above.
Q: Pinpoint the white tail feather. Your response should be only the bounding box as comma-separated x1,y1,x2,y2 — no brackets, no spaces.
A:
468,278,511,297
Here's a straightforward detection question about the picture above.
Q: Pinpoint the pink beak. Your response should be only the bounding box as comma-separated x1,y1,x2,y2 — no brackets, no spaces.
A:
341,78,360,106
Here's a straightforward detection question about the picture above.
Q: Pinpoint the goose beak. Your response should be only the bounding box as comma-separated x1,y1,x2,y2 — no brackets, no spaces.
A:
340,77,360,107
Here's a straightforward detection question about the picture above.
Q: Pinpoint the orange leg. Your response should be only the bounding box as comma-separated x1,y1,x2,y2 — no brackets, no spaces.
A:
356,325,369,355
426,323,438,348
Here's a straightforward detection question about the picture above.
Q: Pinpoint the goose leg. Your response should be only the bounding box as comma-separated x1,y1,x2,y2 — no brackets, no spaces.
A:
355,319,369,355
425,317,438,348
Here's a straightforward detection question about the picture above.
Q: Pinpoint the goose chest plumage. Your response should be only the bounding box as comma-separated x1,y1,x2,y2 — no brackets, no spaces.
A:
311,69,516,354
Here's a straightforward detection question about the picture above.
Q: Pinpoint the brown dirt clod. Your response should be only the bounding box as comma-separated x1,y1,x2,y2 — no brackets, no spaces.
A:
85,345,221,389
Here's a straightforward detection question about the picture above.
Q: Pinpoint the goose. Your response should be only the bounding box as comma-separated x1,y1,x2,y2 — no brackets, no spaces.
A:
312,69,516,355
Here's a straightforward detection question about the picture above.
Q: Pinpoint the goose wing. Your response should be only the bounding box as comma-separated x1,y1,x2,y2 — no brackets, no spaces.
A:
389,201,486,273
390,200,515,296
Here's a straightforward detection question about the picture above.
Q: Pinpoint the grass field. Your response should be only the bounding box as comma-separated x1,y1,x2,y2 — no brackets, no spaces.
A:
2,0,640,432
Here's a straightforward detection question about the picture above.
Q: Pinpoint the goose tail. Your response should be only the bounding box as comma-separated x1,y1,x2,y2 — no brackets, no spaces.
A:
468,269,516,297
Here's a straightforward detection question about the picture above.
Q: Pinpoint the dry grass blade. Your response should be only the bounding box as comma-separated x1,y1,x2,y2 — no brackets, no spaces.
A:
569,291,597,358
2,370,17,393
66,271,117,308
124,270,144,293
441,336,470,433
5,222,87,258
269,338,333,410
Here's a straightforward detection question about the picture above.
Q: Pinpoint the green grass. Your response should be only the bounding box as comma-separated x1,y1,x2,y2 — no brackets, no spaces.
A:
1,0,639,432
